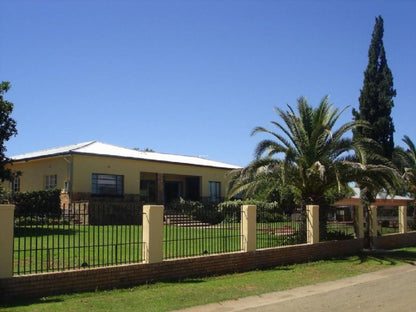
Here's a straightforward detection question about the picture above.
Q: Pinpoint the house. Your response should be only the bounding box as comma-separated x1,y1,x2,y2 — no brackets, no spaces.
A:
5,141,241,205
332,187,413,222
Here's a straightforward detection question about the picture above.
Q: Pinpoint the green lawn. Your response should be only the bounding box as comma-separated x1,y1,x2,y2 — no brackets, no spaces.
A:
14,221,363,274
14,224,143,274
3,247,416,312
163,223,242,259
14,224,244,274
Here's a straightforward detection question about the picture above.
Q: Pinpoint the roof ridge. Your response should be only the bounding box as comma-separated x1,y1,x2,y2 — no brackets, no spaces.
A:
71,141,96,152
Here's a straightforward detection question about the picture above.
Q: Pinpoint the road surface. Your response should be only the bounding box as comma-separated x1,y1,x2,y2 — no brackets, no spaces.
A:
175,264,416,312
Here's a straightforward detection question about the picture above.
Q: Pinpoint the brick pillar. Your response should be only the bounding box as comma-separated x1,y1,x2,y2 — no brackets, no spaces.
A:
306,205,319,244
0,205,15,278
157,174,164,204
354,205,364,238
241,205,256,252
142,205,164,264
399,205,408,234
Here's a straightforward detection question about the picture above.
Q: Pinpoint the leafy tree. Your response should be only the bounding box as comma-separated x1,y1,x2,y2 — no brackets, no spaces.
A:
0,81,18,181
228,96,360,238
352,15,396,160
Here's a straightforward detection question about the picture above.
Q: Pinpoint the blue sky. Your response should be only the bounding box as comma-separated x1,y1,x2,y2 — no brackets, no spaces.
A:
2,0,415,166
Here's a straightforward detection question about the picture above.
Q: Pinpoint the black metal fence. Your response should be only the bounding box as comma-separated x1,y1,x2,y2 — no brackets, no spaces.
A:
163,201,242,259
408,206,416,232
322,207,355,241
256,206,306,248
378,206,399,235
13,202,143,275
14,200,385,276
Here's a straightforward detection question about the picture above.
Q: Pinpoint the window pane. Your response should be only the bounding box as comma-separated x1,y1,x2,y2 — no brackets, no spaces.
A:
45,175,57,189
209,181,221,202
92,173,124,196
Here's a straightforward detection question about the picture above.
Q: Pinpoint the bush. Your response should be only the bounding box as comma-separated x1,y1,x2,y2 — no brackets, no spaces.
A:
88,202,143,225
166,199,289,225
323,230,354,241
11,189,61,216
166,198,224,225
218,200,287,223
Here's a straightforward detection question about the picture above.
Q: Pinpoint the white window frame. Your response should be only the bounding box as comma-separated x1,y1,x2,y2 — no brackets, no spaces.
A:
45,174,57,189
11,177,20,193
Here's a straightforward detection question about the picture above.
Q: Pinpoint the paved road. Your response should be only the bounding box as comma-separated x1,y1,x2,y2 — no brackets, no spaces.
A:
175,264,416,312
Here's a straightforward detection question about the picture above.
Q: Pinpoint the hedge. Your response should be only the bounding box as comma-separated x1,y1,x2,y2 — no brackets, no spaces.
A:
11,189,61,216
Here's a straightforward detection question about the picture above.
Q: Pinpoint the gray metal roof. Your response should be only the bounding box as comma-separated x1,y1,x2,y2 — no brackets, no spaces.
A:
10,141,241,170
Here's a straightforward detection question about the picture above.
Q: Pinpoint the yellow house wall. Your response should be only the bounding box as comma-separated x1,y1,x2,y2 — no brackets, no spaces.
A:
70,154,232,198
5,154,233,198
5,157,70,192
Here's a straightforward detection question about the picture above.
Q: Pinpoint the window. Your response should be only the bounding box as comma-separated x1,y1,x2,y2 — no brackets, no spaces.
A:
45,175,57,189
92,174,124,196
11,177,20,193
208,181,221,202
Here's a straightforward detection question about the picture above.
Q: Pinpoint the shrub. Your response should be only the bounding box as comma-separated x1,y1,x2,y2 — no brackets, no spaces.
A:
166,198,224,225
323,230,354,241
218,200,288,223
88,202,143,225
11,189,61,216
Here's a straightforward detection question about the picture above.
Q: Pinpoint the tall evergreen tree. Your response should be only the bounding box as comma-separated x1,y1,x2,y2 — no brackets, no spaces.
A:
352,15,396,160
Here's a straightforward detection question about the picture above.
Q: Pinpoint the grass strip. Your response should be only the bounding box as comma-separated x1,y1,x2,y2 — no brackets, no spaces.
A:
2,247,416,312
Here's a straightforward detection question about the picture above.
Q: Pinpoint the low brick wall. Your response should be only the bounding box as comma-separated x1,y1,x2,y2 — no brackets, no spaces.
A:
374,231,416,249
0,239,363,301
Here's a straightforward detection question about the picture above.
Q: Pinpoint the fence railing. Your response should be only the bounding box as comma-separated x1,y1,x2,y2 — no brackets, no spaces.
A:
321,207,355,241
256,207,306,248
13,202,143,275
9,202,412,277
377,207,400,235
163,204,242,259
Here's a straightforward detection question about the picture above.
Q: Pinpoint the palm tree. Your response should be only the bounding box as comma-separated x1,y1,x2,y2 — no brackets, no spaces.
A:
228,96,401,240
346,137,402,247
229,96,360,238
227,157,299,213
394,136,416,197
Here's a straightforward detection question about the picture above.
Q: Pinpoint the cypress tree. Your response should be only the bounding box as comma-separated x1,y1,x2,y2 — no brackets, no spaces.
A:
353,15,396,160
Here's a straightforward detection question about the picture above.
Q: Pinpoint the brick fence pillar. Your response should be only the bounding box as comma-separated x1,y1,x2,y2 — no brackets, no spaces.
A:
306,205,319,244
0,204,15,278
241,205,256,252
399,205,408,234
143,205,164,264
